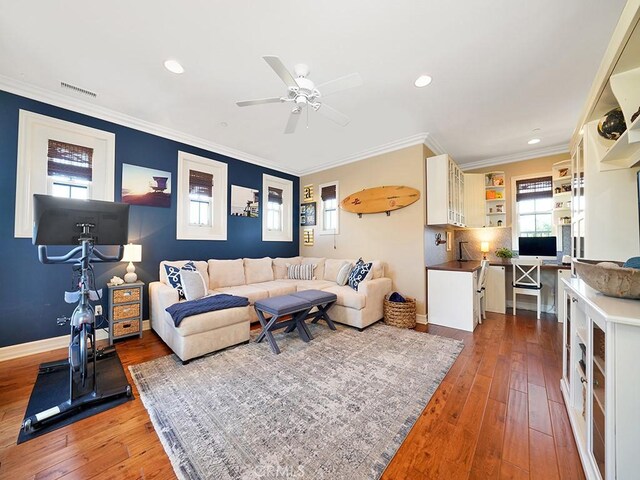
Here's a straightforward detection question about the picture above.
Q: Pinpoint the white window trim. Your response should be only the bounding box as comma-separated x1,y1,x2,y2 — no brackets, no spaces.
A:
262,174,293,242
14,110,115,238
319,181,340,235
511,171,555,251
177,150,228,240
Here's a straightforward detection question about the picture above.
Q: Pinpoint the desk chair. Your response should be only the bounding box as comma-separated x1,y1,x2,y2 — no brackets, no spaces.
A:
476,260,489,325
511,258,542,319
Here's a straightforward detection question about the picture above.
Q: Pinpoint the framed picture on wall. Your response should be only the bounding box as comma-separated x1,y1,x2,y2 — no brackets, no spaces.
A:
122,164,171,208
300,202,317,226
302,184,314,202
230,185,259,217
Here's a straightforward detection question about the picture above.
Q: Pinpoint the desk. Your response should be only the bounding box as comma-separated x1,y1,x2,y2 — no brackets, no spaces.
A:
484,261,571,318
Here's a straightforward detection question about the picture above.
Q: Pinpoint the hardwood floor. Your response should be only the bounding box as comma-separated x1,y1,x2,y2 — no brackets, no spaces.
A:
0,311,585,479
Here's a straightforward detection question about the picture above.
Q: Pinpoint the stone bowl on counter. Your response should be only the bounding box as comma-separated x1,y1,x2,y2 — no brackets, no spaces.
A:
574,259,640,299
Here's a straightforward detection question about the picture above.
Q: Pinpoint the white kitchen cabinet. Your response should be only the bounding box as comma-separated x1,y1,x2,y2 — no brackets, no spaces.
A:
426,154,466,227
485,265,506,314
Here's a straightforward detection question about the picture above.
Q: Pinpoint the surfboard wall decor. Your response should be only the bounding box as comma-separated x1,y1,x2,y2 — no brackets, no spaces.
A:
340,185,420,217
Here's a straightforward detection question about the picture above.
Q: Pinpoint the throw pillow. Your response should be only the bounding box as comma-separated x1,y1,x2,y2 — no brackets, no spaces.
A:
336,262,353,286
286,263,316,280
165,261,197,299
348,258,373,291
179,269,208,301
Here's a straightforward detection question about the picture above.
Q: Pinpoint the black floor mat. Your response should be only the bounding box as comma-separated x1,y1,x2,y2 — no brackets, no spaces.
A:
17,351,133,444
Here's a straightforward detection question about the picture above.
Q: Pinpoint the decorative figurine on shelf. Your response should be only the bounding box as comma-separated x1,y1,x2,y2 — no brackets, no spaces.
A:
497,220,503,226
597,107,627,140
555,187,562,194
109,276,124,286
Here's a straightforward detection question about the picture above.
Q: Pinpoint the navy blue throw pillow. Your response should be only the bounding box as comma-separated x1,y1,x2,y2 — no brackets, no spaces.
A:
165,261,197,299
348,258,373,291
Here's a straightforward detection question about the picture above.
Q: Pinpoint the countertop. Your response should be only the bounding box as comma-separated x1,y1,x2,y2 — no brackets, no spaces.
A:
427,260,482,272
427,259,572,272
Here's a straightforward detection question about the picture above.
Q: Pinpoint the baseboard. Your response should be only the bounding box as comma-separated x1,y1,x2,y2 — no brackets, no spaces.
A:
505,301,557,315
0,320,151,363
416,314,428,325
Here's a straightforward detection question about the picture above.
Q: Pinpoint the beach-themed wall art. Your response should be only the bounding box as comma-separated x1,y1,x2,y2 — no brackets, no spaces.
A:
300,202,317,226
231,185,259,217
121,163,171,207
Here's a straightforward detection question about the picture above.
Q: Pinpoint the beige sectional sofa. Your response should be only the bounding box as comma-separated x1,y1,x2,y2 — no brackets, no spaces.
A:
149,256,392,361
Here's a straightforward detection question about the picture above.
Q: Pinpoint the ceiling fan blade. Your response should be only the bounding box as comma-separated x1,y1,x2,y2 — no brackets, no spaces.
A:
316,103,350,127
284,110,301,134
317,73,363,97
262,56,297,88
236,97,282,107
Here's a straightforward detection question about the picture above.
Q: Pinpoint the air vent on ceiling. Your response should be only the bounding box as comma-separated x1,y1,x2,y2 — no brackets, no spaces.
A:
60,81,97,98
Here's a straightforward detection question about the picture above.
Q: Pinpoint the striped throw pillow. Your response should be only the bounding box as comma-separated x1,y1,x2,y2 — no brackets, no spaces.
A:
286,263,316,280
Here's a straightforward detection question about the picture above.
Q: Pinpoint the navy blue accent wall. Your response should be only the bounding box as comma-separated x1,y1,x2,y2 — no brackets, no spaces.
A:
0,90,299,347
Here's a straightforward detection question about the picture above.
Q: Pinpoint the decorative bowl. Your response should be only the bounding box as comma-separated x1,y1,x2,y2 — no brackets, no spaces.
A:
574,259,640,299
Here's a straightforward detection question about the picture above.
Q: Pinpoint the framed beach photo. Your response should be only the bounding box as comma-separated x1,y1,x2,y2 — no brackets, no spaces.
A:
122,164,171,208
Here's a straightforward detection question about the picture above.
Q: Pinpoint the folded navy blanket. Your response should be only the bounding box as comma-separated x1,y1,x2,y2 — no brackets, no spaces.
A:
166,294,249,327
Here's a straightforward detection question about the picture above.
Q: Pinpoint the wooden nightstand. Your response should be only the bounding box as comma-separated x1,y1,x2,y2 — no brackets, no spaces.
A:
105,282,144,345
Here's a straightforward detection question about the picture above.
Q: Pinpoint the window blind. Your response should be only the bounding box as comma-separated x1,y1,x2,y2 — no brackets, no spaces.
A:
515,176,552,202
268,187,283,205
47,139,93,181
189,170,213,197
321,184,337,201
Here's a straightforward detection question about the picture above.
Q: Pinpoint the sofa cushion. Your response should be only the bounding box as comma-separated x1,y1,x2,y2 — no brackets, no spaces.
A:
370,260,384,279
244,257,274,284
164,261,197,299
213,285,269,304
336,262,353,286
324,259,349,282
251,281,297,297
273,256,302,280
323,285,367,310
208,259,246,289
280,279,335,291
287,263,315,280
179,269,208,301
348,259,373,291
165,305,249,337
302,257,325,280
160,260,208,287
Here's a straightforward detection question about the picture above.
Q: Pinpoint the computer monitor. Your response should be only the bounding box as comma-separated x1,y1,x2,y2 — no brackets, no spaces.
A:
518,236,557,261
33,194,130,246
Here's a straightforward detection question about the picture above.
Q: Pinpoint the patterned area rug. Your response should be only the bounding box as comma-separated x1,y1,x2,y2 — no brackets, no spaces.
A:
130,322,463,480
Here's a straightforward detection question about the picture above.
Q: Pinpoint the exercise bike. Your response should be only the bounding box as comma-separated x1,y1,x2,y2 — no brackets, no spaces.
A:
22,196,133,436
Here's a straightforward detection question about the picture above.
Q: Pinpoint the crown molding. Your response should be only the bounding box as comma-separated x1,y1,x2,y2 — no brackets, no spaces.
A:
0,76,297,176
423,132,446,156
299,132,429,176
459,144,570,171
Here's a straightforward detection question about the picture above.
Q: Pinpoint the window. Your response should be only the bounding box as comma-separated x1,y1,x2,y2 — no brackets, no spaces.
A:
177,151,227,240
15,110,115,238
262,174,293,242
47,140,92,200
319,181,339,234
188,170,213,226
266,187,283,231
514,175,553,242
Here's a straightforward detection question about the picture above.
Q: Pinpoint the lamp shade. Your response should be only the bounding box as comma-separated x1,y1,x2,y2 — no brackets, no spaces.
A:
480,241,490,253
122,243,142,263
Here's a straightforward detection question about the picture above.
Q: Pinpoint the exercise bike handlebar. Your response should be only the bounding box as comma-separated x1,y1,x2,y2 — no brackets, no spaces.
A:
38,245,125,265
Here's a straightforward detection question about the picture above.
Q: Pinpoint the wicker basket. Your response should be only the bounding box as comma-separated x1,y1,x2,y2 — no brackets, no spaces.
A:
383,296,416,328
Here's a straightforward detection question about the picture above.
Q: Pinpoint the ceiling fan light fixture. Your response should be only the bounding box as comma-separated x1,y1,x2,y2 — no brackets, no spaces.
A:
414,75,432,87
164,59,184,74
528,138,541,145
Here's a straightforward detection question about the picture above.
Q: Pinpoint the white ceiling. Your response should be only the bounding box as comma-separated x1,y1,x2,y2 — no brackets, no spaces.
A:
0,1,627,175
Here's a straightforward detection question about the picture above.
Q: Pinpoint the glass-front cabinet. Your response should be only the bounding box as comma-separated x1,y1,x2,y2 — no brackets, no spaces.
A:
590,320,606,478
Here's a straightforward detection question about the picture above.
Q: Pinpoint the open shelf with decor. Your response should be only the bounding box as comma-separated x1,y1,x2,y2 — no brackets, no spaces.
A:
484,171,506,227
552,159,572,226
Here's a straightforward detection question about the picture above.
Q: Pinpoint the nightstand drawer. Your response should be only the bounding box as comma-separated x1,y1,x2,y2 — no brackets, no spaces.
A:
113,319,140,338
112,287,141,304
113,303,140,321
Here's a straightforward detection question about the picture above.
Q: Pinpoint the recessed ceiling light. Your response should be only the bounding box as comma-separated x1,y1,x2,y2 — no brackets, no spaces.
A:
528,138,541,145
414,75,433,87
219,122,228,127
164,59,184,74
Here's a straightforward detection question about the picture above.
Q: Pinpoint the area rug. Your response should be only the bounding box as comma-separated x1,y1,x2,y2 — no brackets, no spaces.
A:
129,322,463,480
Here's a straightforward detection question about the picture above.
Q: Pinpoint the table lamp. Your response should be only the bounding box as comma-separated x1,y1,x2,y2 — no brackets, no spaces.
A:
122,243,142,283
480,241,490,260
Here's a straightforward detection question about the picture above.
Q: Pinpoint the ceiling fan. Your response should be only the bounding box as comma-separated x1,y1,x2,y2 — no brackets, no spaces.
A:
236,56,363,134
